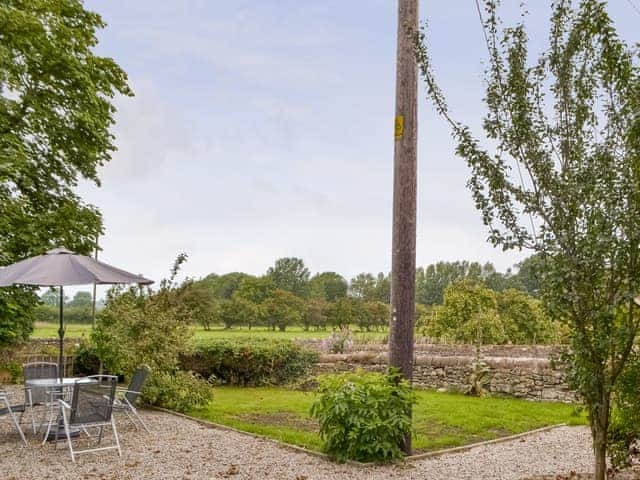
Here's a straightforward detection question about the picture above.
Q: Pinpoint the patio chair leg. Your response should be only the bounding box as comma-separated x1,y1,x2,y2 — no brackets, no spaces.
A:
6,405,27,445
124,397,150,432
133,408,150,433
42,405,57,445
111,416,122,457
123,408,138,430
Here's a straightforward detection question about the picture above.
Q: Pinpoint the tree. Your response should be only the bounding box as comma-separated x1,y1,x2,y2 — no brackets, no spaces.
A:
416,1,640,476
234,276,276,305
0,0,131,344
415,261,483,305
67,291,93,308
512,254,543,297
40,289,65,306
496,289,555,344
174,279,217,330
349,273,376,300
216,297,258,330
325,297,358,330
262,289,305,331
266,258,310,298
427,280,506,344
362,301,389,331
199,272,252,300
309,272,348,301
304,298,328,331
373,273,391,303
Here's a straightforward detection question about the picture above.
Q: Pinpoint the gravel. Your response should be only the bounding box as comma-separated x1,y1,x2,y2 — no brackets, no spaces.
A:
0,396,594,480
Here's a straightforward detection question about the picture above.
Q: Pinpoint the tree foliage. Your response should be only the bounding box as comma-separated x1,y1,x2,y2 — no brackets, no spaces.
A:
262,288,305,331
267,257,310,298
309,272,348,301
350,272,390,303
416,1,640,476
0,0,131,345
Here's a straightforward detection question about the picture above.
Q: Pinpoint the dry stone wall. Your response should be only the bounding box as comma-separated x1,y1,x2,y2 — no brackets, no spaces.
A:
312,344,575,402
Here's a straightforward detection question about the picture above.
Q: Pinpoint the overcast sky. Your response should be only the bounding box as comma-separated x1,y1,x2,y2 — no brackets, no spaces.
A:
76,0,639,291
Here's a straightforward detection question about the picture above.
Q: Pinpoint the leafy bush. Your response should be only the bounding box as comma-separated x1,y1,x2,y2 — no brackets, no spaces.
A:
182,338,318,386
92,254,213,412
142,370,213,413
0,360,23,383
310,369,415,463
73,341,101,376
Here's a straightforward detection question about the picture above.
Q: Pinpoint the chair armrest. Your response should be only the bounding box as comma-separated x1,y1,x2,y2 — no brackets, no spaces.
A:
116,387,141,395
58,399,71,410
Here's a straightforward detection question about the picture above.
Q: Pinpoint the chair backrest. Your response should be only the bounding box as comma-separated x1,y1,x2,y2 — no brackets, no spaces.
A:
23,362,59,405
125,365,151,404
69,375,117,425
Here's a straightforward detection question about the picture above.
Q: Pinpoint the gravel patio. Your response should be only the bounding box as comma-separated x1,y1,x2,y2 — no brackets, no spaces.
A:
0,399,596,480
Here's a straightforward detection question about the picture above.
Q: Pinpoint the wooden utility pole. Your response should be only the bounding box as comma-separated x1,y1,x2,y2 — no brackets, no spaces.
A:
390,0,418,455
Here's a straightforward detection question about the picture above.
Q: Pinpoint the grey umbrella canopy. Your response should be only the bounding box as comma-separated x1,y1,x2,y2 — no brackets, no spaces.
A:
0,247,153,380
0,247,153,287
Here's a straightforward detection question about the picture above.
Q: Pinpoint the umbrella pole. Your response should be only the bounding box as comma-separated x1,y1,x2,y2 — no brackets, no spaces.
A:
58,286,64,381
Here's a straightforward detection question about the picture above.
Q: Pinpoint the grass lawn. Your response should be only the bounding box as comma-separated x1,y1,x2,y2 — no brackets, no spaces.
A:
187,386,586,454
33,321,93,339
32,322,388,343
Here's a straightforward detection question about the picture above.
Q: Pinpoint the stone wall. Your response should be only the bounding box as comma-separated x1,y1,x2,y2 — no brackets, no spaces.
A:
0,338,76,382
312,344,575,402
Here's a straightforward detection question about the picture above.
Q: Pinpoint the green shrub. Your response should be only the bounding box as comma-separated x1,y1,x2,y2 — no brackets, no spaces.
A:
73,341,101,376
310,369,415,463
0,359,23,383
142,370,214,413
92,254,213,412
182,338,318,386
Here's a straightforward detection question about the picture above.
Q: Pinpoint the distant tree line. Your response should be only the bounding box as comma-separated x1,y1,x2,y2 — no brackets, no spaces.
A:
34,254,554,344
35,290,102,324
159,254,555,344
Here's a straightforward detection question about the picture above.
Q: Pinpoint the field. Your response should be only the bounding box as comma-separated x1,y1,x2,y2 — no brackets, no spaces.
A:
188,386,586,454
31,322,388,342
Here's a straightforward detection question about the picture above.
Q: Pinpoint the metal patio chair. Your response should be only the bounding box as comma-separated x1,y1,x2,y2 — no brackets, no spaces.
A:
58,375,121,462
113,365,151,432
22,361,58,434
0,388,27,445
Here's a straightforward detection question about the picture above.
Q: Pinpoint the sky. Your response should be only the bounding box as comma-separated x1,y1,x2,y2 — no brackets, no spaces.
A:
74,0,640,294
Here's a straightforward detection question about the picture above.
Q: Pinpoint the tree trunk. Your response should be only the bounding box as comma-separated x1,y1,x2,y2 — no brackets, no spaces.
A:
591,390,610,480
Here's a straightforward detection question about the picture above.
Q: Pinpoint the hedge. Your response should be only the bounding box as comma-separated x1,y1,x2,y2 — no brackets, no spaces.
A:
181,338,319,386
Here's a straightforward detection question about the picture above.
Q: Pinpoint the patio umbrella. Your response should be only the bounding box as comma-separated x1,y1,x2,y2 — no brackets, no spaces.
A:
0,247,153,380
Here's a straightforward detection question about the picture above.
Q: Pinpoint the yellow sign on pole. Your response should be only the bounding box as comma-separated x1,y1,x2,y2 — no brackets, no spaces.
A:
395,115,404,140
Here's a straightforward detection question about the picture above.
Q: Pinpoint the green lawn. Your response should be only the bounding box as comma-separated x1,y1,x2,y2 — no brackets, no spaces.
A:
33,322,93,339
188,386,586,454
32,322,388,343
